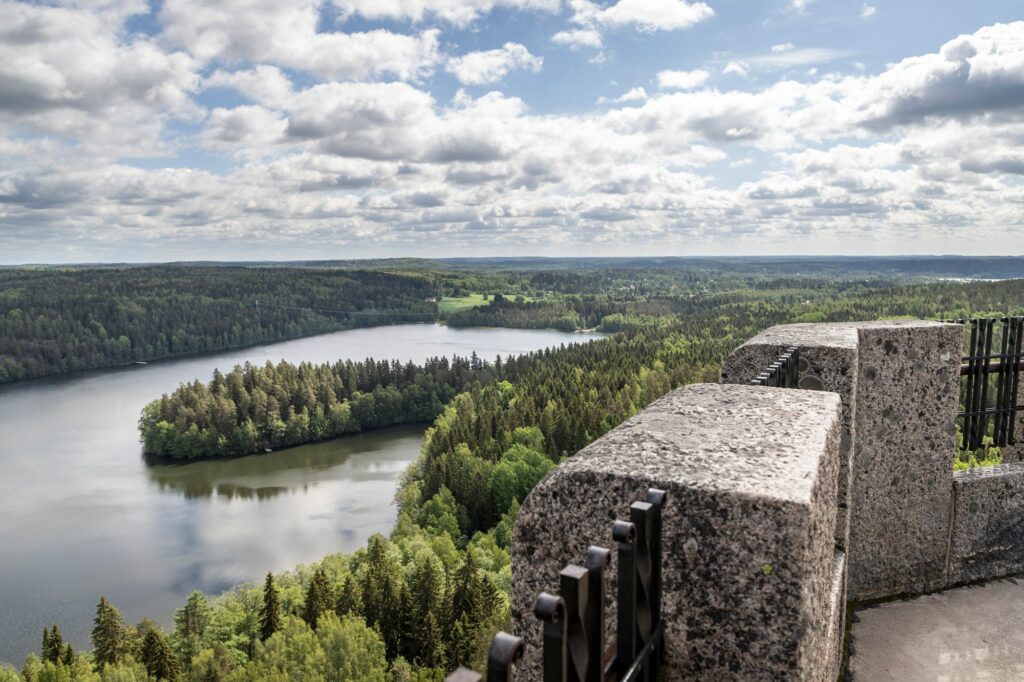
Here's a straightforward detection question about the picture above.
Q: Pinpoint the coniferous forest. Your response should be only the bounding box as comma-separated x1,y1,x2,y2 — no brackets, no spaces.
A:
0,267,437,384
3,260,1024,681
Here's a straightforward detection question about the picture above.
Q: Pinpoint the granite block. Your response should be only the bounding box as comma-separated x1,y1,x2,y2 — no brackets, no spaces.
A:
511,384,842,681
948,462,1024,584
721,322,859,550
847,322,961,599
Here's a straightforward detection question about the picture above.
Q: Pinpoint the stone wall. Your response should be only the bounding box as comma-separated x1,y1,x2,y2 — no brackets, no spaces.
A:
511,383,844,681
722,320,962,600
948,462,1024,584
721,323,860,551
848,323,961,598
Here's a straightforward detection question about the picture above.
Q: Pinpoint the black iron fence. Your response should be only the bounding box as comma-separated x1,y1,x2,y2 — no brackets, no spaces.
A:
446,489,667,682
751,346,801,388
946,317,1024,451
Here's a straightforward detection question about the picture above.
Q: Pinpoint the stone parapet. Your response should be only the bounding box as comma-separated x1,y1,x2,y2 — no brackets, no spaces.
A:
722,320,962,600
511,383,843,681
948,461,1024,584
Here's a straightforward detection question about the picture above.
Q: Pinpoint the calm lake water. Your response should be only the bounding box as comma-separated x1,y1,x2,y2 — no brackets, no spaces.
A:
0,324,603,664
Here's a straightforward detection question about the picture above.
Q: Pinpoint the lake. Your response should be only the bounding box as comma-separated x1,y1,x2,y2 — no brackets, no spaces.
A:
0,324,603,664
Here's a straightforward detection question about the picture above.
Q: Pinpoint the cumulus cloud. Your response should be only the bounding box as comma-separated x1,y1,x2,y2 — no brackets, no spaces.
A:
0,1,200,154
581,0,715,31
203,105,288,148
204,66,294,108
159,0,441,81
335,0,560,27
551,28,603,49
557,0,713,52
723,60,750,77
446,43,543,85
656,69,710,90
597,86,648,104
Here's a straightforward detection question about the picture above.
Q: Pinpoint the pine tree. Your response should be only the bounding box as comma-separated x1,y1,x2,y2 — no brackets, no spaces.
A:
335,574,362,617
418,610,445,669
361,535,401,660
62,643,74,667
43,624,63,664
173,591,210,662
303,567,334,629
141,629,180,681
259,572,281,642
91,596,125,669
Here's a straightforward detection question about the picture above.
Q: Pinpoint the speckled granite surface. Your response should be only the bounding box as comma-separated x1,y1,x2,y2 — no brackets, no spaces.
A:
949,461,1024,584
723,320,963,600
511,383,842,681
848,322,961,599
722,322,860,550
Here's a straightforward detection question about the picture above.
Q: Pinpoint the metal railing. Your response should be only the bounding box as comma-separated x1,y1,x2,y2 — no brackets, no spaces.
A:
948,317,1024,450
751,346,801,388
446,489,667,682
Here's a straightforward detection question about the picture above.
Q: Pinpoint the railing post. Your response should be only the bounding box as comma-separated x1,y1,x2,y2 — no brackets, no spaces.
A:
536,592,568,681
559,564,590,682
645,489,666,678
584,547,610,682
613,518,637,679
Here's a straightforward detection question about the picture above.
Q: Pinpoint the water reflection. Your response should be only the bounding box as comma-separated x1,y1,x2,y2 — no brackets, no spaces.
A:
146,427,427,500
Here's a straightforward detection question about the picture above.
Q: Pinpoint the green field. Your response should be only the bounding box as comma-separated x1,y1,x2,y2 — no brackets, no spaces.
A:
437,294,490,314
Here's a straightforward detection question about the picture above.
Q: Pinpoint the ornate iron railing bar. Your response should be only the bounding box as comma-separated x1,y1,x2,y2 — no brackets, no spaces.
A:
536,592,568,681
584,547,611,682
948,317,1024,450
446,490,666,682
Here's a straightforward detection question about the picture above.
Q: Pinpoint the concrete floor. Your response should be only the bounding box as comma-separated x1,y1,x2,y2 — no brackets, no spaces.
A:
848,575,1024,681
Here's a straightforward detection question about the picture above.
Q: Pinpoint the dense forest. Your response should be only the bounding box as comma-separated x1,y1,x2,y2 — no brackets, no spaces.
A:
4,267,1024,680
5,257,1024,385
0,267,437,384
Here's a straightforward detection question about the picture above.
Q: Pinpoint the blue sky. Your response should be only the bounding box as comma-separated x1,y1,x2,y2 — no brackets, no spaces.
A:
0,0,1022,262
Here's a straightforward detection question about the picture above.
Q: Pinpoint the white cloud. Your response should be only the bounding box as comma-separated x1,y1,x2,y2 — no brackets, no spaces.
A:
744,47,855,70
159,0,441,81
559,0,714,51
791,0,813,11
552,28,603,49
203,105,288,148
0,1,200,156
861,4,876,18
334,0,561,27
445,43,543,85
4,9,1024,259
597,86,648,104
204,66,294,108
723,61,750,77
585,0,715,32
657,69,710,90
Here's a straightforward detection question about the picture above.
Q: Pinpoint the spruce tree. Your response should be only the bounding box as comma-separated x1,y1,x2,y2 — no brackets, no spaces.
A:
141,629,180,681
62,643,74,667
43,625,63,664
417,611,444,669
91,596,125,669
302,567,334,629
173,591,210,662
259,572,281,642
335,574,362,617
